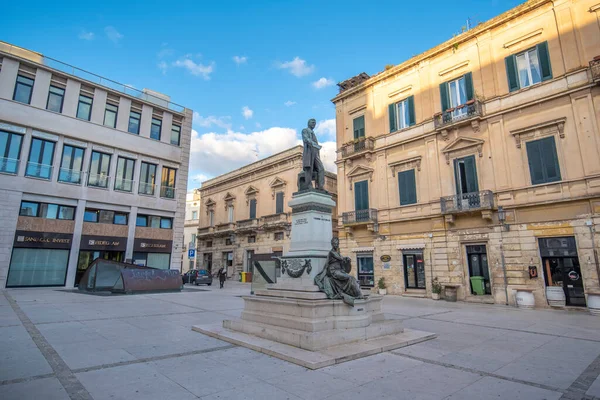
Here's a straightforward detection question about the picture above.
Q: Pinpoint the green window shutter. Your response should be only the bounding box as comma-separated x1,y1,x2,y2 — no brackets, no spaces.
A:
388,103,397,133
464,72,474,101
536,41,552,81
275,192,284,214
505,55,520,92
540,137,561,183
464,155,479,193
398,169,417,205
439,82,449,111
526,140,544,185
249,199,257,219
354,181,369,210
353,116,365,139
407,96,416,126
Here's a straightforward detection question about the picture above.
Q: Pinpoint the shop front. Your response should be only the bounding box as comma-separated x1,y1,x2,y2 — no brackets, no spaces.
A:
76,235,127,285
132,238,172,269
539,236,585,307
7,231,73,287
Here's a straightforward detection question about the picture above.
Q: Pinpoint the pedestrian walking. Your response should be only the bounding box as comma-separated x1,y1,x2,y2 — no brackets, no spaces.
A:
218,267,226,289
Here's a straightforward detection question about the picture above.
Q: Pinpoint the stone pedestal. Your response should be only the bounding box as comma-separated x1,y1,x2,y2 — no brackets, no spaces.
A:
193,189,435,369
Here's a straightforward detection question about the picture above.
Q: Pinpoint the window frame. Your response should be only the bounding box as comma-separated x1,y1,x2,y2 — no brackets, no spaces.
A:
19,201,39,217
160,217,173,229
398,168,417,206
525,136,562,185
58,145,84,184
275,191,284,214
25,138,55,180
76,95,93,121
114,157,135,192
139,161,157,195
136,215,148,227
83,209,100,223
150,118,162,141
113,212,128,225
128,111,141,135
46,85,65,113
0,130,24,175
160,166,176,199
191,210,198,220
170,124,181,146
13,75,34,104
274,232,284,241
353,115,365,139
88,151,111,188
103,103,118,128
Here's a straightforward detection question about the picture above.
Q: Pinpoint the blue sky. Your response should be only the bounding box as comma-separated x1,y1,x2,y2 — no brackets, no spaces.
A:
1,0,524,189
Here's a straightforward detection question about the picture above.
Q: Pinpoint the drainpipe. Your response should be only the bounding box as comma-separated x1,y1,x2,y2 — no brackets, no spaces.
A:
587,220,600,287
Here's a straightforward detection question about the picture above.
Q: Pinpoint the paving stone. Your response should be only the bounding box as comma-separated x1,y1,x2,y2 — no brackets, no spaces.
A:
445,376,562,399
0,377,70,400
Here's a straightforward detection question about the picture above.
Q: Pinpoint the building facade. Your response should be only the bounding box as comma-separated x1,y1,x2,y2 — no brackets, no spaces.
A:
196,146,337,279
183,189,201,272
333,0,600,308
0,42,192,288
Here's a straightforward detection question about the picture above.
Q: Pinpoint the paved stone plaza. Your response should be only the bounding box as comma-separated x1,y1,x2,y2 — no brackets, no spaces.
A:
1,283,599,400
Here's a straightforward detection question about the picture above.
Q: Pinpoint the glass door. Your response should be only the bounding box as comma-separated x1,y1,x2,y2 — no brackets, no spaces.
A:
449,76,467,119
466,245,491,295
542,257,585,306
403,252,426,289
454,156,479,209
357,255,374,287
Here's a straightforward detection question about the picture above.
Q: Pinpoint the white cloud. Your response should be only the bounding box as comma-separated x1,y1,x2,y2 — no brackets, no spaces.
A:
193,112,232,130
284,100,296,107
277,57,315,77
315,118,336,140
191,173,209,184
157,61,168,75
232,56,248,65
242,106,253,120
312,77,335,89
319,141,337,173
173,58,215,80
104,26,123,43
79,30,94,40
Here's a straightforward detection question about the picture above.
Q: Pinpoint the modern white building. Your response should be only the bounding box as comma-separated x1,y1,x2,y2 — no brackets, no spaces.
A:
0,42,192,288
183,189,201,272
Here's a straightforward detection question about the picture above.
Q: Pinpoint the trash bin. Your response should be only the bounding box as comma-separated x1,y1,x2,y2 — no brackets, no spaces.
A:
239,273,243,282
470,276,485,295
246,272,252,282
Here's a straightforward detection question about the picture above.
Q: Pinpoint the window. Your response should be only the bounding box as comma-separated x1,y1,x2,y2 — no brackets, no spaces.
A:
506,42,552,92
150,118,162,140
113,213,128,225
439,72,473,116
136,214,171,229
7,248,69,287
132,252,171,270
209,210,214,227
128,111,141,134
58,145,84,184
389,96,415,132
76,95,93,121
398,169,417,206
192,210,198,220
139,162,157,195
84,209,99,222
0,130,23,174
357,255,374,287
354,180,369,211
228,205,234,223
46,86,65,113
206,241,212,248
160,217,172,229
225,238,232,246
26,138,55,180
353,115,365,139
249,199,257,219
114,157,135,192
274,232,284,241
13,75,34,104
104,104,118,128
26,203,75,220
39,203,58,219
88,151,111,188
149,216,160,228
171,124,181,146
20,201,39,216
526,137,561,185
160,166,176,198
136,215,147,227
403,251,425,290
248,236,256,243
191,234,196,245
58,206,75,220
276,192,284,214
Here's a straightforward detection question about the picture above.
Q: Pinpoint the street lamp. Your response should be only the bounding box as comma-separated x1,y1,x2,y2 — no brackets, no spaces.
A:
498,206,509,231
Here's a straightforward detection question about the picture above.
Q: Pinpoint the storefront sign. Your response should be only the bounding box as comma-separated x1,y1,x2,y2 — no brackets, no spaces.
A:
528,266,538,279
13,231,73,249
380,255,391,262
80,235,127,251
133,238,173,253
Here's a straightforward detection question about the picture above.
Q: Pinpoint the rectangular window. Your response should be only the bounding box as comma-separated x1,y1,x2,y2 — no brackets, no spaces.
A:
128,111,141,134
274,232,284,241
26,138,55,180
139,162,157,195
88,151,111,188
389,96,416,132
46,86,65,113
353,115,365,139
206,241,212,248
526,136,561,185
58,145,84,184
150,118,162,141
149,216,161,228
354,180,369,211
160,217,172,229
403,251,426,289
191,234,196,245
7,248,69,287
39,203,59,219
84,209,99,223
275,192,284,214
76,95,93,121
20,201,39,216
104,103,118,128
99,210,115,224
58,205,75,220
13,75,34,104
160,166,176,198
114,157,135,192
248,236,256,243
505,42,552,92
249,199,257,219
0,130,24,174
113,213,128,225
225,238,232,246
357,255,374,287
192,210,198,220
228,205,234,223
136,215,148,227
171,125,181,146
209,210,214,227
398,169,417,206
439,72,473,115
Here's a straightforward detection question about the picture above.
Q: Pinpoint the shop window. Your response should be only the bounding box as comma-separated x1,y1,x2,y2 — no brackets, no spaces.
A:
357,255,374,287
20,201,39,217
7,248,69,287
84,209,99,223
113,213,128,225
132,252,171,269
136,215,148,227
160,217,172,229
403,251,425,289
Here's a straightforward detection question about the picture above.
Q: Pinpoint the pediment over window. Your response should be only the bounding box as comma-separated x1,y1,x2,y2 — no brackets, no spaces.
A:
205,198,216,207
244,185,259,196
441,137,484,164
223,192,236,202
347,165,374,190
389,156,422,176
510,118,566,148
269,177,287,199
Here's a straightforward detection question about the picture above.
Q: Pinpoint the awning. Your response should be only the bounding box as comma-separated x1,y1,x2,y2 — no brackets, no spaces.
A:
351,247,374,253
397,243,426,250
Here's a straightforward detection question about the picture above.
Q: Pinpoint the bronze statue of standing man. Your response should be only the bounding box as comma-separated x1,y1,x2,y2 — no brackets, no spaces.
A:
300,118,325,191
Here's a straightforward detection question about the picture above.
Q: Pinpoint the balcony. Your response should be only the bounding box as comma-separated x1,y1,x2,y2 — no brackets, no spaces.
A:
114,177,135,193
87,173,110,188
25,162,52,180
236,218,259,233
440,190,493,218
591,57,600,83
138,182,156,196
261,213,290,231
342,208,378,226
58,168,82,184
197,226,215,238
434,100,483,133
160,185,176,199
0,157,20,175
341,137,375,159
214,222,236,237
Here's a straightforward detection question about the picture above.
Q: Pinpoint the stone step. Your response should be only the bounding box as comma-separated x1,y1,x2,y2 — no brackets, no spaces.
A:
240,309,379,332
255,289,328,300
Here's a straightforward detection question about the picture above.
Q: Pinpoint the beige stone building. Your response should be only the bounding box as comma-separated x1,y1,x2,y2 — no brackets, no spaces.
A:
196,146,337,279
0,42,192,288
333,0,600,309
183,189,201,272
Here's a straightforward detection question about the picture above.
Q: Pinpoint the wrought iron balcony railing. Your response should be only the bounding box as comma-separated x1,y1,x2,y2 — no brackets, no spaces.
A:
342,208,378,225
341,137,375,158
440,190,493,214
591,58,600,82
434,100,482,130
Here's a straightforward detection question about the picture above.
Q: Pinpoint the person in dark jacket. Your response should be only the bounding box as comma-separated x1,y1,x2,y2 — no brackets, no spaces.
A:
218,267,226,289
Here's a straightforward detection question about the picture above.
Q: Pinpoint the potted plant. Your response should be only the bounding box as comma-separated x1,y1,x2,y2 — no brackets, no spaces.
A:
431,277,442,300
378,277,387,295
